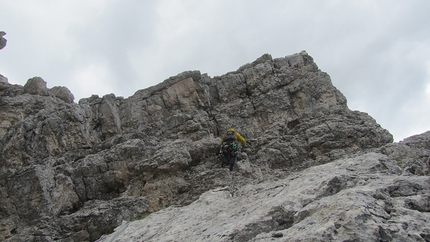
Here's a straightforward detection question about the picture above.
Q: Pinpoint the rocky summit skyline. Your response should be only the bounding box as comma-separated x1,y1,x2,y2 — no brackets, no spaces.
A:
0,51,429,241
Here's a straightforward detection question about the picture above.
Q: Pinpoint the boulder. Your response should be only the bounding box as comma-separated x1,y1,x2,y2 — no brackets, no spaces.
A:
50,86,75,103
0,31,6,50
23,76,49,96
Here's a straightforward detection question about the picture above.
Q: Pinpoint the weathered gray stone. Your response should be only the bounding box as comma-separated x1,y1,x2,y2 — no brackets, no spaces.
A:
0,74,7,84
49,86,75,103
97,152,430,242
0,51,408,241
380,131,430,176
0,31,6,50
23,76,49,96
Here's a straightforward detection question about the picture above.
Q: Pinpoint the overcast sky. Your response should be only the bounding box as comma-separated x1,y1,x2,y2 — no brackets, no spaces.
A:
1,0,429,142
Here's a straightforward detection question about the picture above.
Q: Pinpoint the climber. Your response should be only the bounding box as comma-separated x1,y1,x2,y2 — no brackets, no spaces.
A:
219,128,246,171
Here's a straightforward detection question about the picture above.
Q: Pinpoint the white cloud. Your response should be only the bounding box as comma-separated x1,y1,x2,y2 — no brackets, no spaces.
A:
397,84,430,141
69,62,114,99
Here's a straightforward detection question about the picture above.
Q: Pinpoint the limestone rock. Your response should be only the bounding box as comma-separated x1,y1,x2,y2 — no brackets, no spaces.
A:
50,86,75,103
0,74,8,84
0,51,403,241
97,151,430,242
22,77,75,103
23,76,50,96
380,131,430,176
0,31,6,50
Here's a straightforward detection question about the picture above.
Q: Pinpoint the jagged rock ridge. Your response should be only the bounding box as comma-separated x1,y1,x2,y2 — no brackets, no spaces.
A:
1,51,426,241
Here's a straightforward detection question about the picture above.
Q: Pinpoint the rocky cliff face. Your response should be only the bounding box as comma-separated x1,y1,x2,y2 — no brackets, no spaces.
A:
1,51,426,241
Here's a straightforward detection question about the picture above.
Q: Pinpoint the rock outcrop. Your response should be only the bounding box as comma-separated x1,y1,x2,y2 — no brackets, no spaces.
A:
2,51,422,241
0,31,6,50
22,76,75,103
